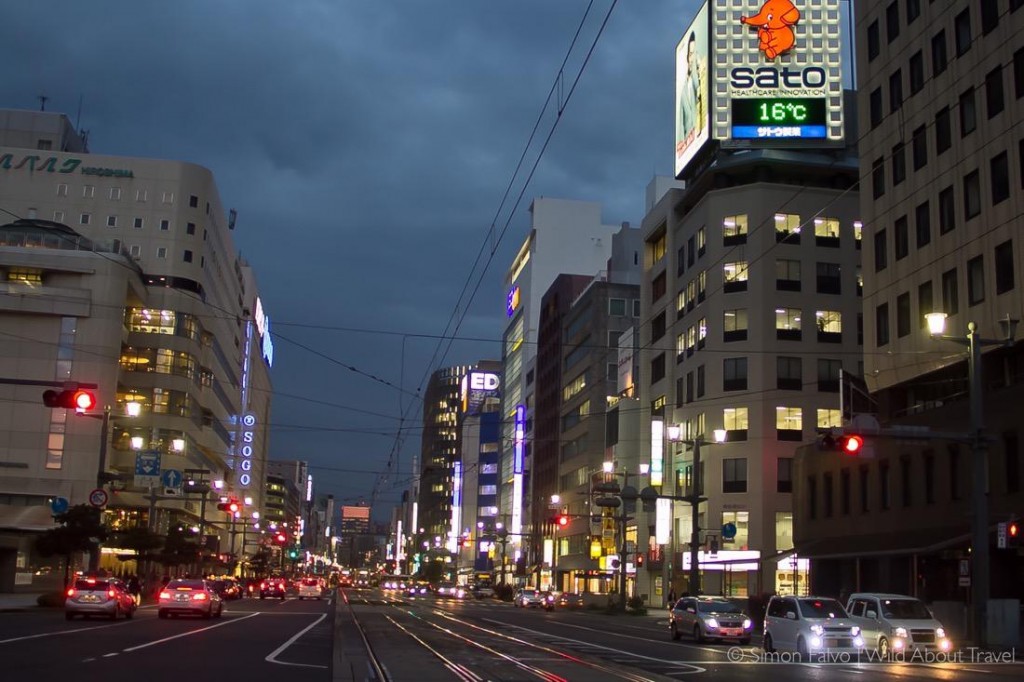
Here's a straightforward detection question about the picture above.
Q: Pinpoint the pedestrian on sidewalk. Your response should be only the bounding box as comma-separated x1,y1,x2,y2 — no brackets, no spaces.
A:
667,588,676,606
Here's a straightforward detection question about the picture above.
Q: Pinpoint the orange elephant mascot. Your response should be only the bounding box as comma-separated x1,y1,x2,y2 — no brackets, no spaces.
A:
741,0,801,60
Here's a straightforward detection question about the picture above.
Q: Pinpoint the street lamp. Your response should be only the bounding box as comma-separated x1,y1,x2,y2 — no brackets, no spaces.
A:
925,312,1017,647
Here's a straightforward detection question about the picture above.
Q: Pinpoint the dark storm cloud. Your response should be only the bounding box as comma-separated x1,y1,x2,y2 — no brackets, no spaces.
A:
2,0,701,514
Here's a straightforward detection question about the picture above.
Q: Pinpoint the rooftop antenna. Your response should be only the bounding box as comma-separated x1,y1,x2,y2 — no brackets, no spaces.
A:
37,95,48,112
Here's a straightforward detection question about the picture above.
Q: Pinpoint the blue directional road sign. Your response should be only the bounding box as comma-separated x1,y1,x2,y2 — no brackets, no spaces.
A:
722,522,738,540
161,469,183,489
134,450,162,488
50,497,69,515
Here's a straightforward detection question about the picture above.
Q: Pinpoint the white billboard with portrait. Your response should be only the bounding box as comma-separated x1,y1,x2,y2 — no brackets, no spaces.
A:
674,1,710,178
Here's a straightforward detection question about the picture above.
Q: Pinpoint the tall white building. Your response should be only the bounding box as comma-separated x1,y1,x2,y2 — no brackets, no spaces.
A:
499,198,618,569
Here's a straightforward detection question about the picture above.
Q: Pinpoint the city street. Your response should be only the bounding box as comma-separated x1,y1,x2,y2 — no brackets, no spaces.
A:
338,588,1024,682
0,593,331,681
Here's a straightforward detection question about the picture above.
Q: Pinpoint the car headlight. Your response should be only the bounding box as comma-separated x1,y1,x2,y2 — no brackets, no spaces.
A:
854,636,865,648
810,624,824,636
936,628,946,639
705,618,719,629
851,626,860,637
743,618,752,630
894,627,907,638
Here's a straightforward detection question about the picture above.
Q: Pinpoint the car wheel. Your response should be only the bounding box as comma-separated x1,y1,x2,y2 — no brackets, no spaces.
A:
202,608,212,620
671,622,681,641
158,610,168,619
216,605,224,619
110,606,120,621
878,636,889,658
126,606,135,620
797,636,809,659
65,612,74,621
763,633,774,653
693,624,704,643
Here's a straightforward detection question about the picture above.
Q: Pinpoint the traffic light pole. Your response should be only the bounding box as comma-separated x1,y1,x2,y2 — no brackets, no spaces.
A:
687,438,704,598
967,325,989,649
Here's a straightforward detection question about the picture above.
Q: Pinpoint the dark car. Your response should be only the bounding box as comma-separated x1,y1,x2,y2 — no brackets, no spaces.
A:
260,577,288,599
211,578,241,600
556,592,584,608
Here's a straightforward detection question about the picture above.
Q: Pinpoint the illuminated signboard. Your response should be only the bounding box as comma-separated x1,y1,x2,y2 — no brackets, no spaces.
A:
461,371,501,415
650,418,664,487
674,1,710,178
306,474,313,503
712,0,844,148
239,413,256,487
655,498,672,545
513,405,526,474
506,285,521,318
253,297,275,367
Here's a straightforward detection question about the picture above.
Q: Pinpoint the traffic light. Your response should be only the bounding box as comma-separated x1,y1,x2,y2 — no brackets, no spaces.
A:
287,548,300,560
550,514,569,527
42,389,97,412
216,498,240,513
1010,520,1020,547
820,432,864,455
636,553,644,567
274,532,287,544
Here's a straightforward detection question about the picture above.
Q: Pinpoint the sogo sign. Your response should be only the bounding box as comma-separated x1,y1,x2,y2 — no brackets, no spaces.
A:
239,413,256,487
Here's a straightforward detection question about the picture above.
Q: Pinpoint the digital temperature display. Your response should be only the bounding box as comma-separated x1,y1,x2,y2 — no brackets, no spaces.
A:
731,98,828,139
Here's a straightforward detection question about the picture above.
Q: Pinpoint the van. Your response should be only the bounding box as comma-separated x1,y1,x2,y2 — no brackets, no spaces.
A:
845,593,952,657
763,595,865,656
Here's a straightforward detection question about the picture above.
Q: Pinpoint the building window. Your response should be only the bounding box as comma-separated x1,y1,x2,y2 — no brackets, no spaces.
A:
189,194,199,208
895,216,909,260
932,29,948,76
867,20,880,61
840,469,851,515
109,187,121,201
816,310,841,340
777,356,802,390
860,466,870,512
872,157,885,198
891,143,906,185
723,309,748,342
697,226,706,256
723,459,747,494
776,258,801,291
955,9,971,56
723,357,747,391
133,217,143,229
817,359,841,393
942,268,959,315
900,458,913,507
876,302,890,347
995,240,1015,295
1016,47,1024,99
183,250,193,263
874,228,887,271
814,217,840,245
775,213,801,242
987,66,1005,119
186,222,197,236
870,87,883,128
776,308,801,340
651,353,666,383
935,106,951,154
136,189,148,202
854,220,863,248
652,272,667,303
889,69,903,113
129,244,141,258
880,461,891,510
823,473,834,517
808,477,818,520
960,88,976,136
991,152,1010,205
697,364,705,398
723,214,747,245
609,298,627,316
967,255,985,305
1006,432,1021,494
776,407,802,440
83,185,95,198
778,458,793,493
687,236,695,267
817,408,841,428
80,213,90,225
816,262,841,295
157,247,167,259
918,280,934,328
723,407,748,441
677,244,686,276
915,201,930,248
909,50,924,95
924,451,936,504
53,210,64,223
912,125,927,170
896,292,911,338
162,192,174,204
981,0,999,34
106,216,117,228
57,183,68,197
950,445,961,500
723,261,748,292
938,185,955,234
964,169,981,219
885,1,899,42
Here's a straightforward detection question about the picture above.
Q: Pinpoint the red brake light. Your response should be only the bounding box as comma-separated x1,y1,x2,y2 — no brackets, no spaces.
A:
192,593,208,601
108,590,116,598
159,591,171,599
86,578,96,584
66,588,75,597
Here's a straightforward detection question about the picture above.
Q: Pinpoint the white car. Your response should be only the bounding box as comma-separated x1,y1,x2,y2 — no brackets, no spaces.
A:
763,595,865,657
514,589,545,608
846,593,952,657
297,577,324,600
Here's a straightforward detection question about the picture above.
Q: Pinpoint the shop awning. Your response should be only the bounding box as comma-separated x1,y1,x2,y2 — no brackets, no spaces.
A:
0,505,58,532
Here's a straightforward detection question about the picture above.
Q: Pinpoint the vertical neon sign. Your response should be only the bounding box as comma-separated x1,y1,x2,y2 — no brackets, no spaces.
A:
511,404,526,535
651,418,664,487
449,461,463,553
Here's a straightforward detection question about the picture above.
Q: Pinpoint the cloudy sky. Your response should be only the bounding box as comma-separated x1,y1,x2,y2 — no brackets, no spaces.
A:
3,0,699,519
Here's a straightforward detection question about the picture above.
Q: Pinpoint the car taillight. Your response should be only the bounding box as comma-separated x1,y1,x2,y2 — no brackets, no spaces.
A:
66,588,75,597
261,582,267,589
107,590,116,599
159,591,171,599
192,593,208,601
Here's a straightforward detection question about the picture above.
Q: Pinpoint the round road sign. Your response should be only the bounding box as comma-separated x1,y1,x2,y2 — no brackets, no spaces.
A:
88,488,109,508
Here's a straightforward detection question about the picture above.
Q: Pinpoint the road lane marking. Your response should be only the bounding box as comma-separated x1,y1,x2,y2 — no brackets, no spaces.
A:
265,613,328,669
103,653,119,657
0,619,134,644
83,658,96,662
122,612,260,652
530,618,727,656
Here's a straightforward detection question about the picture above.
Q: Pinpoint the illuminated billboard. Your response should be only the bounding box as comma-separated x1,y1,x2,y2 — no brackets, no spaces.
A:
460,371,501,415
712,0,844,147
674,1,710,178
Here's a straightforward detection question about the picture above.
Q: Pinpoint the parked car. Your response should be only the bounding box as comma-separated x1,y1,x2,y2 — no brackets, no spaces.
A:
556,592,584,608
670,596,753,644
763,595,865,656
65,577,137,620
260,577,288,600
845,593,952,656
514,588,547,608
158,579,224,619
298,577,325,600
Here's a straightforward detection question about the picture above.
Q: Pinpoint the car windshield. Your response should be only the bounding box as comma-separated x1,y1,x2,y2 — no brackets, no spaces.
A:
74,579,111,591
798,599,848,618
698,600,742,613
521,590,537,596
167,580,206,590
881,599,932,619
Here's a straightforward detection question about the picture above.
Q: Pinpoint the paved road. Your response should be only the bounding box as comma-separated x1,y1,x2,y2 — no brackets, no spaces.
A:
337,588,1024,682
0,594,332,681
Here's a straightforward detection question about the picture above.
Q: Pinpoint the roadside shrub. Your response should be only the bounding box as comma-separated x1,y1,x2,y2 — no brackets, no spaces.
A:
627,596,646,611
37,592,66,608
495,584,515,602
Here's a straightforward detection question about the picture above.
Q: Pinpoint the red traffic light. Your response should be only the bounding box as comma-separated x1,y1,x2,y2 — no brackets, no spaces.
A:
557,515,569,527
42,388,97,411
636,553,644,567
228,501,240,513
1010,522,1020,539
841,435,864,454
275,533,287,544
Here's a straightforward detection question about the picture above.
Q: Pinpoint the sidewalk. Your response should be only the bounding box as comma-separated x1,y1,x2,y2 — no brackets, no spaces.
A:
0,593,44,612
